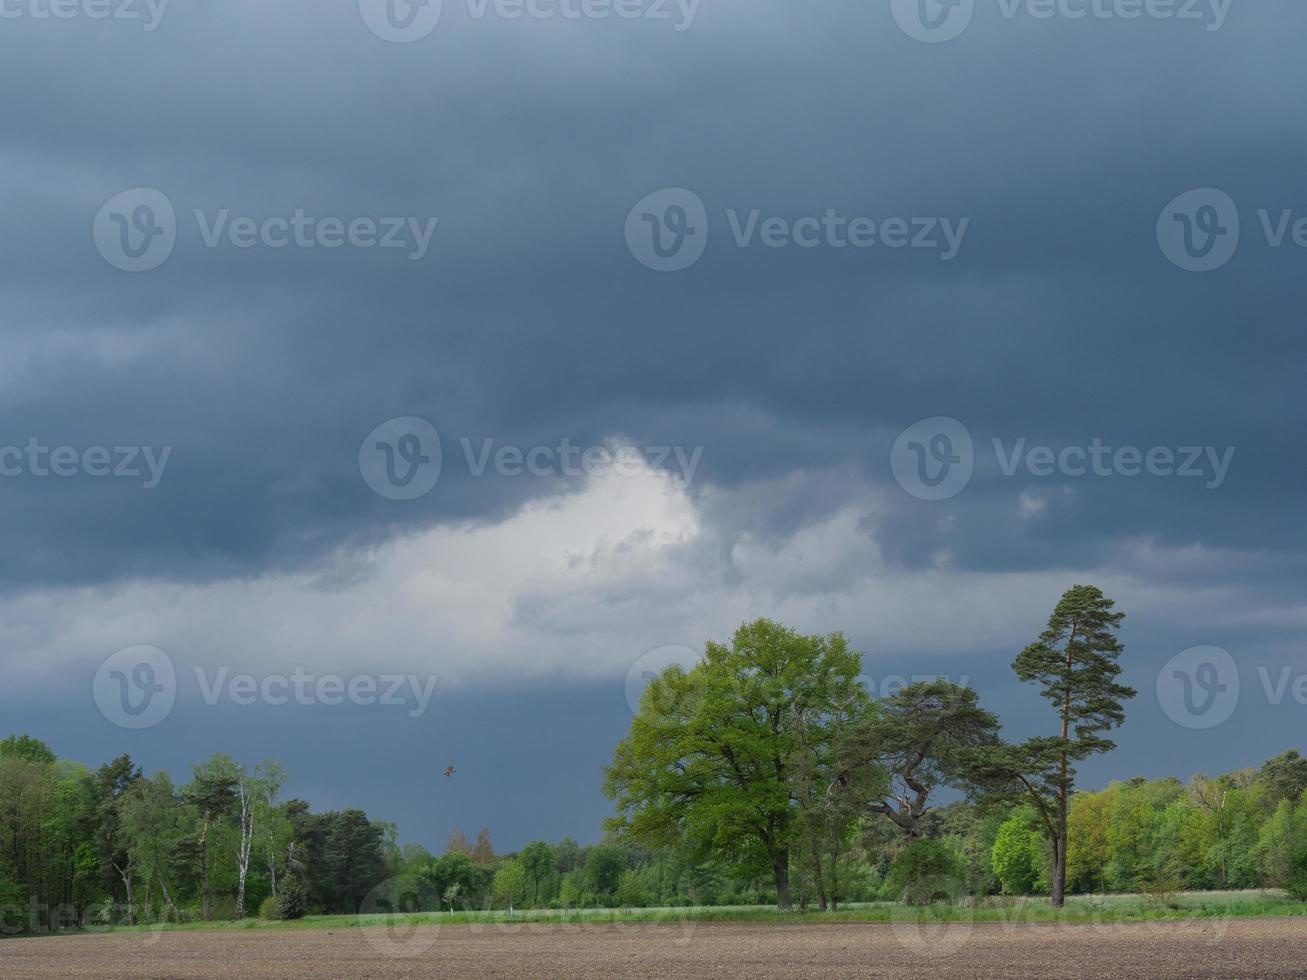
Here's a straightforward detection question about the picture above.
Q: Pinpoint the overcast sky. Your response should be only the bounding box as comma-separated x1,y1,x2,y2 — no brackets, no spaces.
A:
2,0,1305,852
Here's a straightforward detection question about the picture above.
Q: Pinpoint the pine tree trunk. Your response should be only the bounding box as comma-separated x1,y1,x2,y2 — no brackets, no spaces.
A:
1051,835,1067,907
1054,641,1073,907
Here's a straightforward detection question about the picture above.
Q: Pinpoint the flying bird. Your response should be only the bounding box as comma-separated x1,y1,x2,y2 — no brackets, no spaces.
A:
444,767,456,778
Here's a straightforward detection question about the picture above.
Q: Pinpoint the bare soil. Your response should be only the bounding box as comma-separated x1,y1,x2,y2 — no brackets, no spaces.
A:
4,917,1306,978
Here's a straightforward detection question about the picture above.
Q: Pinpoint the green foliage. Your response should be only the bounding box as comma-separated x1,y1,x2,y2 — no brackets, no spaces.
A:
1256,791,1307,899
558,869,583,908
554,838,581,874
1285,847,1307,902
977,586,1136,905
290,808,388,915
1259,751,1307,809
937,804,1003,896
0,863,25,932
0,734,403,933
584,845,625,896
2,591,1305,942
604,619,868,909
844,681,998,840
1011,586,1135,757
492,859,529,911
419,851,486,911
518,841,557,904
276,878,306,920
883,839,966,905
0,735,56,765
616,869,646,908
991,809,1045,895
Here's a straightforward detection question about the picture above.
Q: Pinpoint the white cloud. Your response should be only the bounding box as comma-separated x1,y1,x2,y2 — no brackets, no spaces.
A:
5,460,1300,695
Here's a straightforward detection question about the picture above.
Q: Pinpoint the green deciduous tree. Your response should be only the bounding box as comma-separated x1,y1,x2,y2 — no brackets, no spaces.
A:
583,845,625,898
0,735,57,765
94,755,142,923
604,619,866,909
991,808,1045,895
1259,751,1307,810
616,868,646,908
518,840,556,905
120,772,186,921
1065,786,1117,893
493,859,528,913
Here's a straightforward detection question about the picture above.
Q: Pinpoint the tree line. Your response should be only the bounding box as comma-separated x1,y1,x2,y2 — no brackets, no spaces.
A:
469,751,1307,913
6,584,1307,931
0,729,738,931
604,585,1307,908
0,740,393,932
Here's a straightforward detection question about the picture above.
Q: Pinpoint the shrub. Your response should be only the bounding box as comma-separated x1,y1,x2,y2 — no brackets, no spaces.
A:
259,896,281,921
616,869,645,909
1285,847,1307,902
1140,870,1184,910
277,879,307,920
884,838,967,906
991,812,1044,896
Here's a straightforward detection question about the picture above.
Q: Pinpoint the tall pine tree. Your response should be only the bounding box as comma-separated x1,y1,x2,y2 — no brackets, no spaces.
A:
1009,585,1135,906
972,586,1136,905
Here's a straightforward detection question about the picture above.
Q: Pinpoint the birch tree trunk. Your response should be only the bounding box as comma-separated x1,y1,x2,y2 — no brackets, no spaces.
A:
113,860,136,925
157,868,180,920
267,829,278,898
234,782,255,920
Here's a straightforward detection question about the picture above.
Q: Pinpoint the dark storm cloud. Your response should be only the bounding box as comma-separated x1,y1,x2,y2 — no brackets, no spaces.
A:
2,2,1304,592
3,0,1307,837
